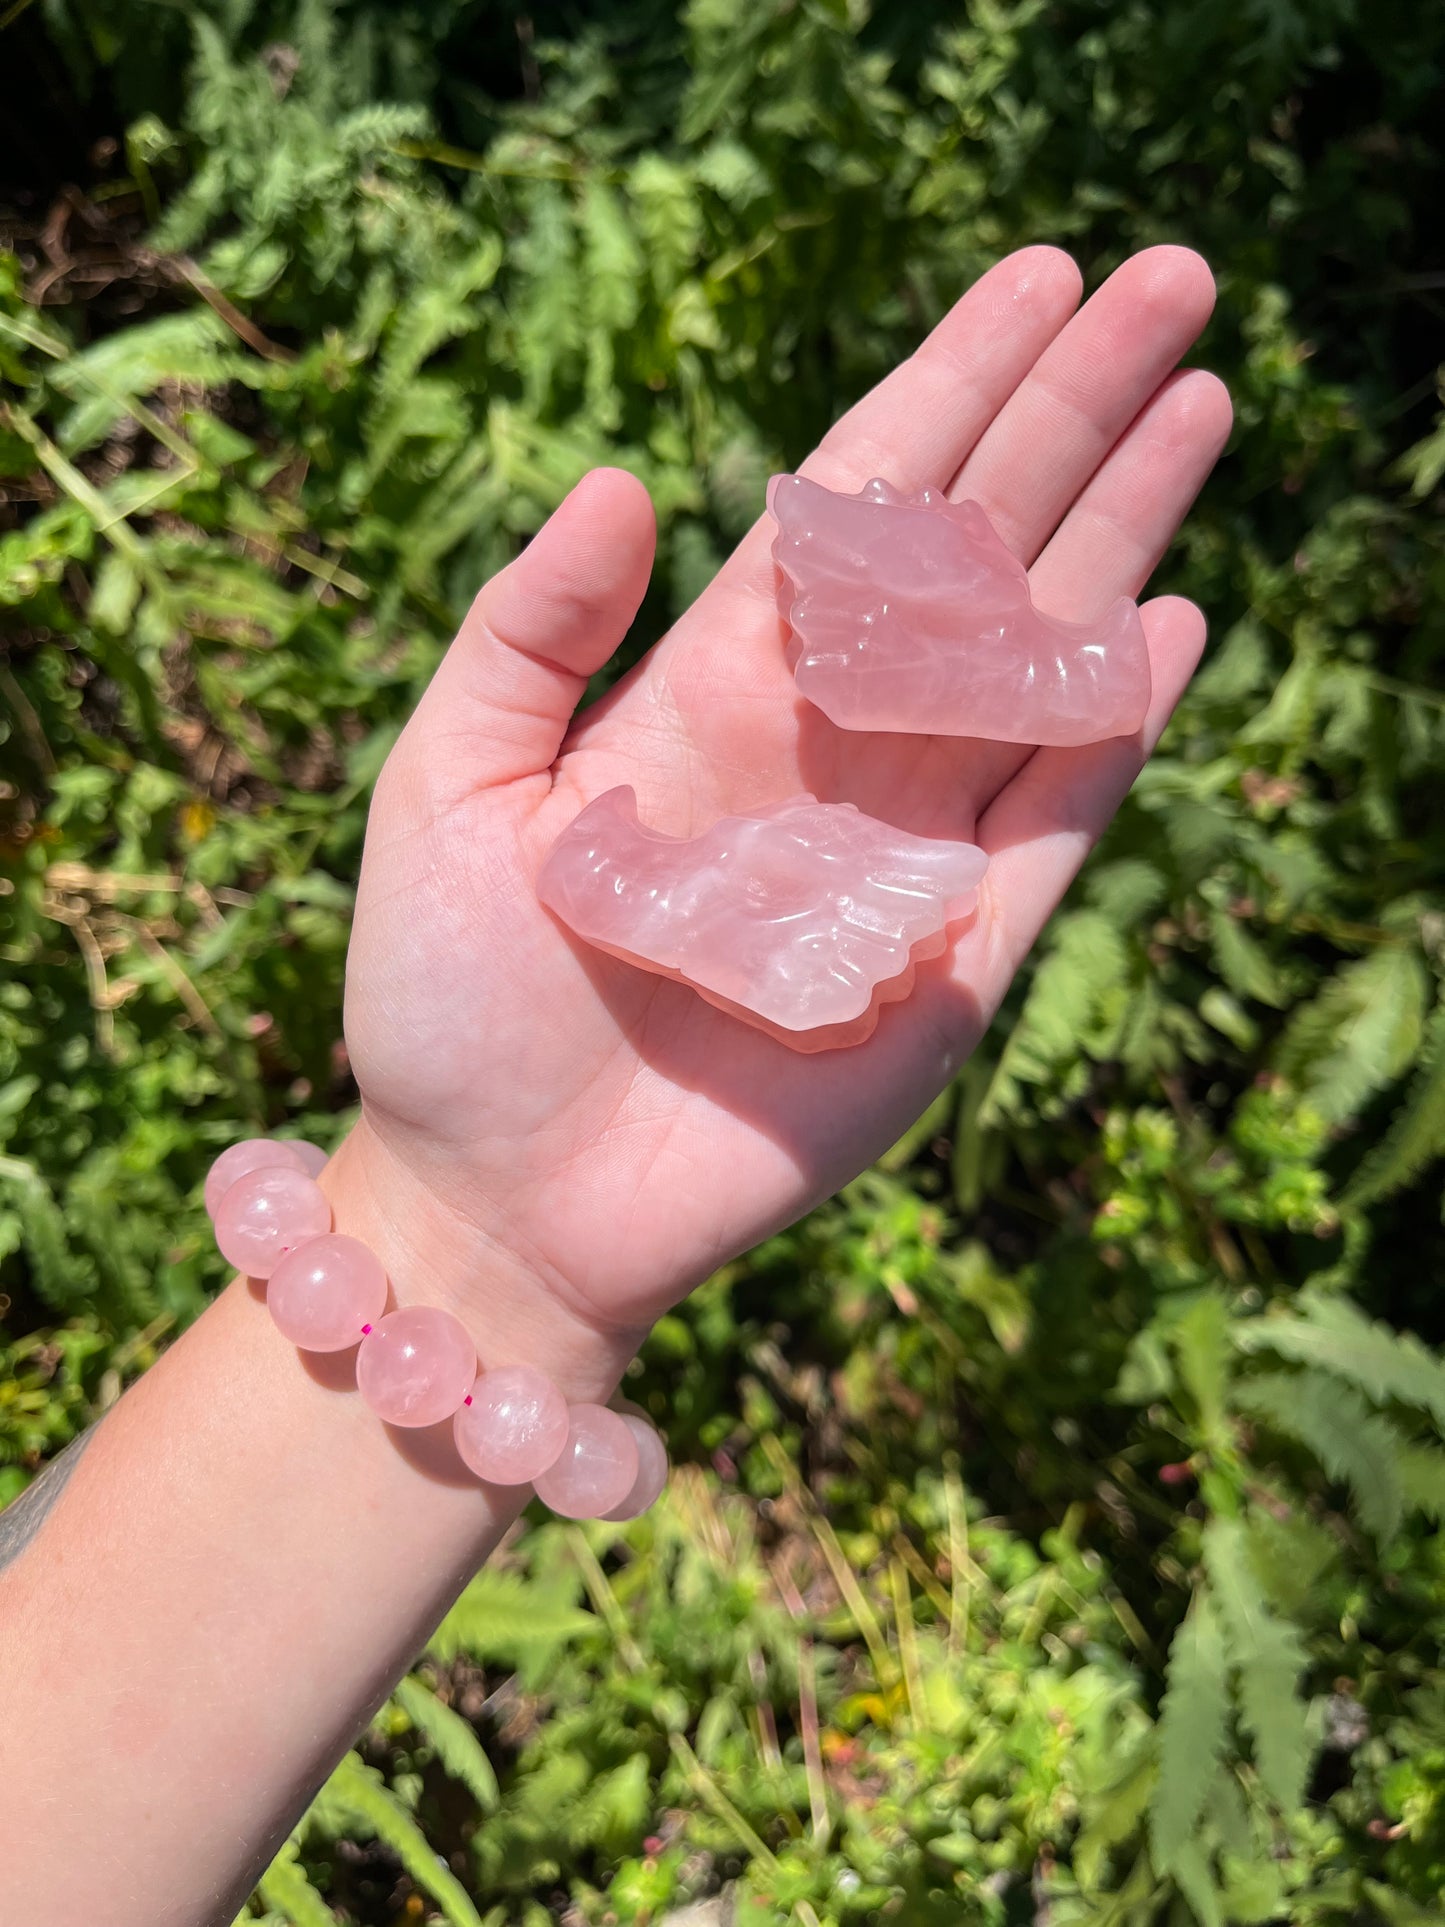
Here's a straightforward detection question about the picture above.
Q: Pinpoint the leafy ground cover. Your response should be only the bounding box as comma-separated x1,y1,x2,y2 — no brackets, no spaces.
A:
2,2,1444,1921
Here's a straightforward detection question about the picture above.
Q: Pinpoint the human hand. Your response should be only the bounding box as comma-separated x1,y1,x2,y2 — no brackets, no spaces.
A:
335,245,1231,1355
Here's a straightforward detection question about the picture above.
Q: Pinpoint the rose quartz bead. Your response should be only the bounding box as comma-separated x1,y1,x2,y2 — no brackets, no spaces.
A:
355,1306,476,1428
603,1414,669,1521
453,1365,570,1485
267,1234,388,1352
214,1165,330,1279
532,1404,640,1520
204,1138,305,1219
285,1140,331,1178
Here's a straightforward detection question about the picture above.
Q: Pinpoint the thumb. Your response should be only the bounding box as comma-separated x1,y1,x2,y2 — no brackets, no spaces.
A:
409,467,656,790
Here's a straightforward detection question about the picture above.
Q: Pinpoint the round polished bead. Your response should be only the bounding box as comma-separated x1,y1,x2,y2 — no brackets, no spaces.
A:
356,1306,476,1428
453,1366,570,1485
602,1414,669,1521
267,1234,388,1352
532,1404,640,1520
284,1140,331,1179
204,1138,304,1220
214,1165,330,1279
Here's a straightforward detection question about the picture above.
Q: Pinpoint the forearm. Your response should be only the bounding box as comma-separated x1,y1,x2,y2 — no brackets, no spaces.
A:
0,1126,636,1927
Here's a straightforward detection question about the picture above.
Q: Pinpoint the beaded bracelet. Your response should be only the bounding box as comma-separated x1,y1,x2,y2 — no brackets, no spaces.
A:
205,1138,667,1523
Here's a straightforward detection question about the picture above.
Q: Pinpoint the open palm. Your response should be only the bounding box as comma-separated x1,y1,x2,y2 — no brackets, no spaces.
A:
341,245,1231,1341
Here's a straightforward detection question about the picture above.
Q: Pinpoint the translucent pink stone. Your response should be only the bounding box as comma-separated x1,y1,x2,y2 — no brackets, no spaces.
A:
266,1234,388,1352
214,1165,331,1279
602,1414,669,1521
285,1140,331,1178
453,1365,570,1484
355,1306,476,1428
769,473,1152,747
538,787,987,1051
204,1138,305,1219
531,1404,640,1520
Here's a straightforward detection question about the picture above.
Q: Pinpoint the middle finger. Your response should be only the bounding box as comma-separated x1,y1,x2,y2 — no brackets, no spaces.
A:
948,244,1217,564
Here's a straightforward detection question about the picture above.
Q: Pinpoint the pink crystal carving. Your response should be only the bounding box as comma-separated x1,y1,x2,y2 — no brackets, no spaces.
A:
453,1365,571,1485
537,788,988,1051
532,1404,640,1520
768,474,1152,747
266,1233,388,1352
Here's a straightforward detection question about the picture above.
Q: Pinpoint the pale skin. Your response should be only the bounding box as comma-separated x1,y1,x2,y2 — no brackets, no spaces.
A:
0,244,1232,1926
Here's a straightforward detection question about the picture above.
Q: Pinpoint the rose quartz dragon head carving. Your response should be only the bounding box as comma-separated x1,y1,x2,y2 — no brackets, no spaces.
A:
768,473,1152,746
537,788,988,1050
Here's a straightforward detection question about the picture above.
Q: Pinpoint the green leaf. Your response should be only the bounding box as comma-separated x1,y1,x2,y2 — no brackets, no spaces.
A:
1170,1835,1224,1927
1396,1442,1445,1520
1199,986,1260,1052
1236,1292,1445,1431
0,1075,39,1129
1202,1517,1313,1811
1236,1371,1405,1541
1075,1745,1156,1893
1219,1851,1286,1924
3,1175,95,1313
1273,948,1428,1124
1172,1293,1233,1448
88,553,142,635
981,910,1130,1122
1150,1587,1230,1874
1344,994,1445,1206
392,1673,500,1812
428,1568,595,1667
1241,1507,1340,1621
1085,857,1168,926
946,1244,1030,1354
1209,910,1287,1008
320,1753,482,1927
256,1839,338,1927
1363,1878,1445,1925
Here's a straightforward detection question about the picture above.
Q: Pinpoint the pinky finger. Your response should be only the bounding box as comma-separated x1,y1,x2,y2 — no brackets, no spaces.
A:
972,594,1207,989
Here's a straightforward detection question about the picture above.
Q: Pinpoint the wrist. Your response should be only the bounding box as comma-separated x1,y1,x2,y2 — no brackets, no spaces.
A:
316,1113,646,1405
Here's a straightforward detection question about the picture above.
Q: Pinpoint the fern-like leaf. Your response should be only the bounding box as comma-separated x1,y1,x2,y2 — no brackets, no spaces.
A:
1209,908,1287,1008
1202,1517,1313,1811
1084,857,1168,927
428,1567,595,1668
1396,1443,1445,1520
1235,1371,1405,1540
69,1190,160,1331
981,910,1130,1123
1237,1291,1445,1431
1273,947,1427,1124
5,1177,95,1313
1172,1292,1233,1449
1344,994,1445,1206
1241,1507,1340,1620
1170,1835,1224,1927
1150,1586,1230,1874
392,1673,500,1812
256,1838,337,1927
320,1752,482,1927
